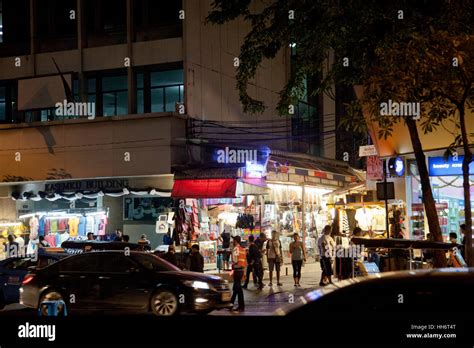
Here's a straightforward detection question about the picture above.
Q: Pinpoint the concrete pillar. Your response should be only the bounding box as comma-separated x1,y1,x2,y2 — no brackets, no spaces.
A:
126,0,136,115
29,0,37,75
77,0,86,103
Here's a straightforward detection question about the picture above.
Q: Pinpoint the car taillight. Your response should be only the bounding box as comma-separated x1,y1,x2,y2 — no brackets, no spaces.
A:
22,274,35,285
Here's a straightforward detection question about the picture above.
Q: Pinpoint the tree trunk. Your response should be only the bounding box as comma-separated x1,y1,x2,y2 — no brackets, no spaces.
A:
458,107,473,266
406,118,447,268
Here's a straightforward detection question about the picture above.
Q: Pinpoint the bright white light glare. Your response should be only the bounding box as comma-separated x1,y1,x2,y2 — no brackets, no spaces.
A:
304,186,333,195
191,281,210,290
305,290,323,301
195,298,208,303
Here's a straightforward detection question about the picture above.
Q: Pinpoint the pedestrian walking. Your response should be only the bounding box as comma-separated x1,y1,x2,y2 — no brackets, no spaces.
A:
318,225,335,286
289,233,306,287
266,230,283,286
230,235,246,312
189,244,204,272
254,232,267,285
243,235,263,289
219,229,232,270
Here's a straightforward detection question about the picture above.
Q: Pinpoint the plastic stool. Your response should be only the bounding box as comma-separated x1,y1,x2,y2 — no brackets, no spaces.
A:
38,300,68,316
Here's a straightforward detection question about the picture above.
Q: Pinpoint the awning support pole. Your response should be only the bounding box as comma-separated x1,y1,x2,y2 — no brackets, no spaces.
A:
302,184,306,246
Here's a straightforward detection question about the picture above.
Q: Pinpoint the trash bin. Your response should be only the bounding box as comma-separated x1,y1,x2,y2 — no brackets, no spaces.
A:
38,300,68,316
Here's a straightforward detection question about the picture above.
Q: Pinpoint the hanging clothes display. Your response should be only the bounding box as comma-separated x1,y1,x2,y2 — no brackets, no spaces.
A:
29,216,39,240
68,217,80,237
38,215,46,237
98,215,107,236
58,218,67,232
78,216,86,236
86,216,94,234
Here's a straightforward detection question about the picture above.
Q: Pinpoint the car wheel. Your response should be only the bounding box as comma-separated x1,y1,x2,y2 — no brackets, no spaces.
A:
151,289,179,316
38,290,66,316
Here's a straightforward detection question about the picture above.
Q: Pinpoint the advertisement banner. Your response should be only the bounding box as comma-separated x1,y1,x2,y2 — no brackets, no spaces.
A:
367,156,384,180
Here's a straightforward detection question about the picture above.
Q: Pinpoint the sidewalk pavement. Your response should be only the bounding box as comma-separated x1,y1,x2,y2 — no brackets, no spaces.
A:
210,261,323,315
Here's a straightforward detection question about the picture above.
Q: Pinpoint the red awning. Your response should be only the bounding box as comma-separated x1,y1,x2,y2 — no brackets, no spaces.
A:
171,179,237,199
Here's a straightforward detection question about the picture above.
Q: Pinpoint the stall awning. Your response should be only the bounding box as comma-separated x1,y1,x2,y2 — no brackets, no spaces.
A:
171,178,270,199
172,179,238,199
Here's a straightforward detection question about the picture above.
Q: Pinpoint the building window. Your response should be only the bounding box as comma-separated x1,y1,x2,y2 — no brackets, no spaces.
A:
85,0,126,47
134,0,182,41
151,70,183,112
0,86,5,121
136,73,144,114
102,75,128,116
136,68,184,114
87,78,96,105
0,0,30,57
37,0,77,52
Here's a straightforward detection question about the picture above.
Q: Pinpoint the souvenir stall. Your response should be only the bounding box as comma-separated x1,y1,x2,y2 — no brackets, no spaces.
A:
264,184,333,260
171,177,269,271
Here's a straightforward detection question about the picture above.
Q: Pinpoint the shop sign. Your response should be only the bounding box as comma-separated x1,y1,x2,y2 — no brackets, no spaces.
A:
388,156,405,177
366,156,383,180
359,145,378,157
45,179,129,193
428,156,474,176
289,174,305,183
266,171,288,182
305,176,321,184
245,161,265,178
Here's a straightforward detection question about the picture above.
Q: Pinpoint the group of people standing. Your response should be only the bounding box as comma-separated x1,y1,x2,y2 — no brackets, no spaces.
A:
222,230,307,312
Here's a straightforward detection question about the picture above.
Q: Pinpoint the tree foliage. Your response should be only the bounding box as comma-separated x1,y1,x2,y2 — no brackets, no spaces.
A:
207,0,474,116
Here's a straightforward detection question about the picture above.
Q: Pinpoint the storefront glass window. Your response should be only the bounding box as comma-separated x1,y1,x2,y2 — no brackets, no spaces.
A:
0,86,5,121
102,75,128,116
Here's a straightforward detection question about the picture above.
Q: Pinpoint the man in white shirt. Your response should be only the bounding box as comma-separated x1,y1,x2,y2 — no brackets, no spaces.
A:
318,225,335,286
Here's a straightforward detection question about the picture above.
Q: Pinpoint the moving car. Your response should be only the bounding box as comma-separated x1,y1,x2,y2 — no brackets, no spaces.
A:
20,250,232,316
0,251,69,309
275,268,474,316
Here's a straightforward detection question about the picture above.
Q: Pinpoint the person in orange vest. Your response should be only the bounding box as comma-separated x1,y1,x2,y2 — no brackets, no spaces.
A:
230,235,246,312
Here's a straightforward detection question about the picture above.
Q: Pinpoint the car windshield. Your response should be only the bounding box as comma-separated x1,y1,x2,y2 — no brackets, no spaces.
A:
131,253,180,272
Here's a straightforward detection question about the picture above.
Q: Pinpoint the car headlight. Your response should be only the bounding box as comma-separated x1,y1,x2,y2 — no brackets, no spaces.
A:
184,280,210,290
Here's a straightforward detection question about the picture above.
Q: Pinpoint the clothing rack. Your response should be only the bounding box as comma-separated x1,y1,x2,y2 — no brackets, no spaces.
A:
19,208,109,219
